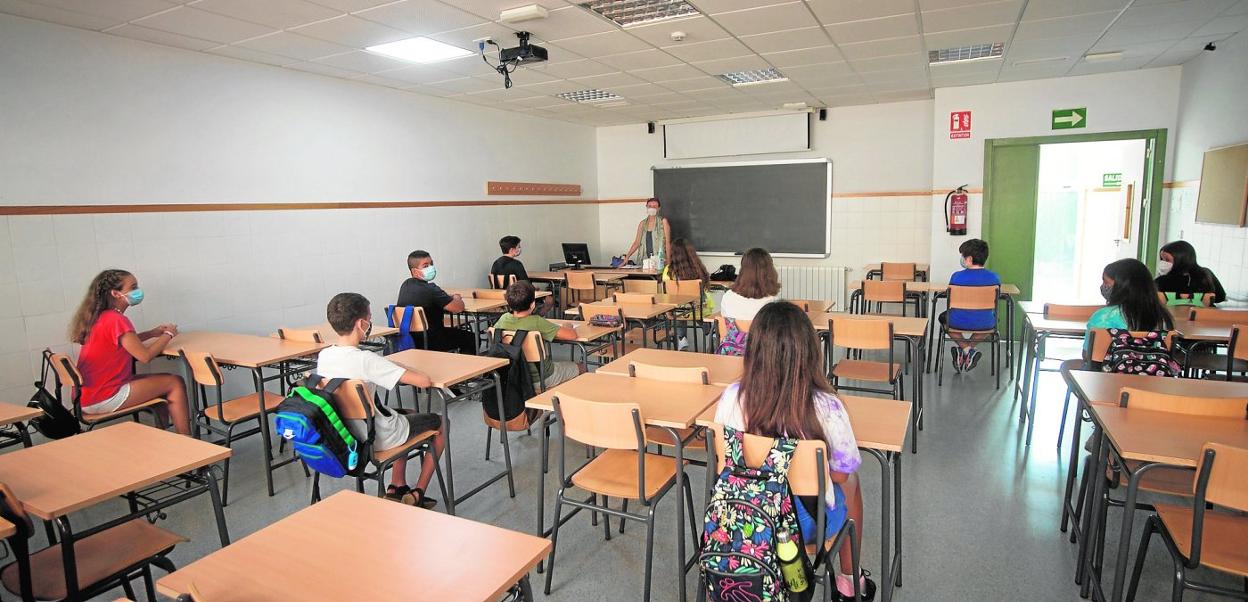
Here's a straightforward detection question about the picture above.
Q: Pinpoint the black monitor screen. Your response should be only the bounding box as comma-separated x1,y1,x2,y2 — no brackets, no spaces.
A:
562,243,591,265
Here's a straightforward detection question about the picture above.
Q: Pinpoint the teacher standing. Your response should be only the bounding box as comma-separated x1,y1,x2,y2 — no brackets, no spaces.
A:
622,197,671,268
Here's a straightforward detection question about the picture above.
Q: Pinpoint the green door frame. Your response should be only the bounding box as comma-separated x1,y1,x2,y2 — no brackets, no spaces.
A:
982,128,1168,277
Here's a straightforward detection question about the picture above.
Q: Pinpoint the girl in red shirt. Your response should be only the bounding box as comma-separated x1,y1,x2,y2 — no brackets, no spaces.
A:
69,269,191,435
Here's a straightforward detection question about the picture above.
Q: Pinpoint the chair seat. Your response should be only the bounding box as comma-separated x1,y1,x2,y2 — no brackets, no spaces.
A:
1119,460,1195,497
947,327,998,335
201,391,283,424
81,398,167,424
373,429,439,464
0,519,185,601
571,448,682,500
1186,352,1247,373
1155,502,1248,577
832,360,901,383
644,426,706,450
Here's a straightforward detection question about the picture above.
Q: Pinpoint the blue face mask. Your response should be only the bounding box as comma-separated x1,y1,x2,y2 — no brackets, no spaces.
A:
421,265,437,281
125,288,144,306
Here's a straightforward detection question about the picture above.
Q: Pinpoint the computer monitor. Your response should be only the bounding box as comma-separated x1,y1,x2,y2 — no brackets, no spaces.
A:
561,243,591,266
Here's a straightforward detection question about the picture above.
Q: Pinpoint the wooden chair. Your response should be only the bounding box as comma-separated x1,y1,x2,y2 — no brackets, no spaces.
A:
180,351,287,505
705,424,862,602
563,271,598,307
622,279,660,294
313,380,447,507
713,316,752,355
276,328,323,343
276,327,323,383
1085,329,1177,366
483,329,548,462
1044,303,1102,321
1158,291,1215,307
488,273,515,290
828,318,903,400
629,362,709,453
473,289,506,300
613,292,656,305
881,262,917,281
1190,307,1248,325
543,394,696,601
1126,442,1248,601
1190,325,1248,381
47,351,167,431
386,305,430,350
937,285,1001,390
861,280,908,316
0,482,185,602
578,304,625,361
1030,304,1104,448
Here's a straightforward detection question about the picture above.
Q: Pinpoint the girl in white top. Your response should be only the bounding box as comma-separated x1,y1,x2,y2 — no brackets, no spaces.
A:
712,300,875,601
719,247,782,321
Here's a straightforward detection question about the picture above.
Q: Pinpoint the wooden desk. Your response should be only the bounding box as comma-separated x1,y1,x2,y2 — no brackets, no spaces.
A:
1016,315,1090,445
584,301,680,350
158,490,551,602
444,288,550,299
0,402,41,449
596,348,744,386
528,271,625,285
1068,370,1248,406
272,321,399,346
1174,319,1235,342
549,319,620,343
863,263,929,280
0,517,13,539
0,422,231,598
384,349,510,514
458,297,507,313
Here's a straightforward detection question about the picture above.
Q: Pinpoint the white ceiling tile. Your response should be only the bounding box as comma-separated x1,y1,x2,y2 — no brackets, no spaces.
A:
0,0,123,30
426,54,498,77
350,73,418,89
837,35,924,59
504,65,560,84
662,37,753,62
373,63,458,83
921,1,1023,32
552,30,651,56
630,92,687,103
527,58,616,79
822,93,878,106
1021,0,1129,21
849,53,928,71
827,14,919,44
236,31,352,60
504,94,570,107
661,76,731,91
738,26,830,54
569,71,648,88
299,0,391,11
108,23,219,50
1116,0,1237,28
313,49,415,72
873,89,932,101
1098,21,1206,46
691,54,771,74
690,0,793,13
355,0,486,36
859,67,928,83
713,2,817,36
996,62,1068,80
510,78,584,94
1089,39,1178,58
612,82,684,98
596,48,683,70
1003,35,1091,62
406,83,461,96
1225,0,1248,15
807,82,868,96
920,0,1010,9
284,60,361,78
1066,55,1153,75
1191,13,1248,36
632,15,730,46
191,0,341,29
1147,47,1202,66
290,14,409,47
1013,11,1119,40
631,63,707,82
520,6,617,41
779,61,855,81
427,75,503,93
26,0,176,23
426,22,518,51
806,0,915,24
448,0,566,20
923,24,1014,50
207,45,299,66
760,45,845,67
132,6,276,44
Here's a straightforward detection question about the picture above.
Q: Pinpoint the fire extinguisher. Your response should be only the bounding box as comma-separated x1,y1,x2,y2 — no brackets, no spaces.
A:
945,185,969,236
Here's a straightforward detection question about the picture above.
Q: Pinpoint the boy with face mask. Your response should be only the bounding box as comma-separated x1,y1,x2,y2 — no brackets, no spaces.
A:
396,250,477,355
941,239,1001,373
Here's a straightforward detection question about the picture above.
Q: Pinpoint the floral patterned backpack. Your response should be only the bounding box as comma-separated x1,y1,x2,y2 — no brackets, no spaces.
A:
716,318,748,357
701,427,812,602
1101,328,1181,377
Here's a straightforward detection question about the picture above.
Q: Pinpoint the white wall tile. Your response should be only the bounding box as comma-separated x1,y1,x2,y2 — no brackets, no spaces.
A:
18,279,66,316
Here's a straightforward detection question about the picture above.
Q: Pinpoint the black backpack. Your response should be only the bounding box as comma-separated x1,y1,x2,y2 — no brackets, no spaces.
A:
27,350,80,440
483,329,537,429
710,265,737,282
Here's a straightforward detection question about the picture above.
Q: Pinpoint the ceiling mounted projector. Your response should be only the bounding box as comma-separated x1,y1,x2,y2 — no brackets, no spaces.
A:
480,31,548,88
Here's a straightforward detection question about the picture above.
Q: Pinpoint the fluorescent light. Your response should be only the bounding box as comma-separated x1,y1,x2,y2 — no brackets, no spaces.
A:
1084,51,1124,63
366,37,472,64
929,42,1004,65
556,89,623,103
578,0,700,27
716,67,788,86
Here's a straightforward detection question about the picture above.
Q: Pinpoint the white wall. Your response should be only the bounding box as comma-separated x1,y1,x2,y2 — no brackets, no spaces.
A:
596,101,935,274
0,14,600,402
1167,31,1248,302
929,67,1183,280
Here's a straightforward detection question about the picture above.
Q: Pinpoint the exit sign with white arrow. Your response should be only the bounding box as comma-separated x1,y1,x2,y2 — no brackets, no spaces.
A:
1052,107,1087,129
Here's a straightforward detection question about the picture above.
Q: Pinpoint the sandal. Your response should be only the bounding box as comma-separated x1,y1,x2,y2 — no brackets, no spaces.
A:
384,485,414,504
412,487,438,510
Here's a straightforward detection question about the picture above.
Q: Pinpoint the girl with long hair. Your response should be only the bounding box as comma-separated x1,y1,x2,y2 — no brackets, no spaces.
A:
662,238,714,350
69,269,191,435
720,247,781,321
1088,259,1175,332
1155,240,1226,305
713,301,875,601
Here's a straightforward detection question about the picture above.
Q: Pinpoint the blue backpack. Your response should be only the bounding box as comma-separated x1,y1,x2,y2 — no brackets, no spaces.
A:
274,375,373,478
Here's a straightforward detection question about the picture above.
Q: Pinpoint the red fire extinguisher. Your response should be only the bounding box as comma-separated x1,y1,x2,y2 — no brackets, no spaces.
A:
945,185,969,236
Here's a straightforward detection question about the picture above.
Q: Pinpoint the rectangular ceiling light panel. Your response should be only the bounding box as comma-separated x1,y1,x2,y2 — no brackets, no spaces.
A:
929,42,1004,65
578,0,700,27
716,67,788,86
557,89,624,103
367,37,473,63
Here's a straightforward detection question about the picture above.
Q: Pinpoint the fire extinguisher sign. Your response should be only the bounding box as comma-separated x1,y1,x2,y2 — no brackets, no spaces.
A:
949,111,971,139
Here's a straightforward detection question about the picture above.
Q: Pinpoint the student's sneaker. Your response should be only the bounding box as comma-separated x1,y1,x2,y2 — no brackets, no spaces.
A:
966,349,983,372
949,347,963,373
678,336,689,351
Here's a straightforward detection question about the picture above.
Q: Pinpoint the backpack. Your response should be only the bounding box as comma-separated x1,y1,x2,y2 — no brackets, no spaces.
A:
711,265,737,282
1101,328,1181,377
386,305,418,352
701,427,813,602
274,375,373,478
27,350,80,440
716,318,748,357
483,329,537,430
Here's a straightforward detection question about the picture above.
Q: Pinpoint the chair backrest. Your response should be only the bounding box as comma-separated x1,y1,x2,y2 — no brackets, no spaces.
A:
1231,326,1248,363
948,284,998,311
179,350,224,387
829,318,893,351
552,394,642,450
564,271,596,290
579,303,624,324
628,361,708,384
863,280,905,303
623,279,660,294
716,316,752,339
1195,442,1248,512
1117,386,1248,418
0,482,33,539
668,279,703,297
48,352,82,391
1160,291,1215,307
880,262,916,281
329,379,375,421
489,273,515,290
389,305,430,333
277,328,324,343
488,328,546,365
613,292,655,305
1191,308,1248,325
1044,303,1102,321
707,423,828,497
1087,329,1176,363
473,289,506,300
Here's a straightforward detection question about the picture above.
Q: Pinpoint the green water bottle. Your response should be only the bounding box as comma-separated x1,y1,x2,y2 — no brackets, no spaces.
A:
776,529,808,593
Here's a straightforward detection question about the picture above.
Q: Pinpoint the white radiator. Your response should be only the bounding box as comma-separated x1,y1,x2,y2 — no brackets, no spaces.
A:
777,265,851,309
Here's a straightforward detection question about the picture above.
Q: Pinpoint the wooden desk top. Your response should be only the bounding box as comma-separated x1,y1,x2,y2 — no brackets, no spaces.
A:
444,288,551,300
458,297,507,313
808,312,929,338
1174,319,1234,342
528,271,625,283
1023,315,1088,335
157,490,550,602
272,322,399,345
1069,371,1248,406
696,394,911,454
526,372,724,430
1093,405,1248,467
596,348,744,386
549,319,620,343
584,301,678,320
0,518,13,539
0,402,41,426
649,293,699,306
0,422,230,520
384,349,508,389
789,299,836,312
164,331,327,369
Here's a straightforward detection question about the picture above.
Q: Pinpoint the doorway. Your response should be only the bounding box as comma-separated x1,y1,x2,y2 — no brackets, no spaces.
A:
1032,139,1147,304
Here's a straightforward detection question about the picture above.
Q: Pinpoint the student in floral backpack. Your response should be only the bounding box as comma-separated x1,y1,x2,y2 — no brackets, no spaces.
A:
713,301,876,601
1087,259,1180,375
717,248,780,356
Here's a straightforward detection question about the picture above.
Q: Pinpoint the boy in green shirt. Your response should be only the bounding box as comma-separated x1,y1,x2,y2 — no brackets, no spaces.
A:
493,281,583,388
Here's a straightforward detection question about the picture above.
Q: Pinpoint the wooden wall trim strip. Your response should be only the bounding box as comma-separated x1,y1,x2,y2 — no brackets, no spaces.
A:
1163,180,1198,189
0,198,648,216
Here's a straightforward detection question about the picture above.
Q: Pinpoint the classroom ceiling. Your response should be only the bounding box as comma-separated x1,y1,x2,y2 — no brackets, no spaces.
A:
4,0,1246,126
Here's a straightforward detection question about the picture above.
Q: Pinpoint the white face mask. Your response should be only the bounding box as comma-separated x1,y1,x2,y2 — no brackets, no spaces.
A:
1157,260,1173,276
646,207,658,216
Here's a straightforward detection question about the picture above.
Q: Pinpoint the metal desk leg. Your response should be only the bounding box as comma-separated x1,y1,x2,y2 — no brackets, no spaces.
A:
1110,464,1169,602
665,427,689,602
204,467,232,546
864,448,896,602
1004,296,1015,381
252,368,277,497
1061,395,1087,535
1076,426,1108,595
438,387,456,515
908,337,922,453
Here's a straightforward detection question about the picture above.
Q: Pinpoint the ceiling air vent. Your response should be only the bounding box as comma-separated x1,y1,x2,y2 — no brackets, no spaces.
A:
929,43,1004,65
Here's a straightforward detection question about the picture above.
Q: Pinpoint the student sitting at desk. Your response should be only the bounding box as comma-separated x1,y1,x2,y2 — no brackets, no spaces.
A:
492,281,582,389
663,237,715,351
1155,240,1226,306
942,239,1000,373
69,269,192,435
398,250,476,355
713,301,875,601
1090,259,1175,333
318,292,446,508
491,235,530,285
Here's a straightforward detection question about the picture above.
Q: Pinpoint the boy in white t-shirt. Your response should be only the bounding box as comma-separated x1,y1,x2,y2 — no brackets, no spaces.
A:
317,292,445,508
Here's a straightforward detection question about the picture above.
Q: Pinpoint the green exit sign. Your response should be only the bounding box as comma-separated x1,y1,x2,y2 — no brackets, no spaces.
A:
1103,173,1122,187
1052,107,1087,129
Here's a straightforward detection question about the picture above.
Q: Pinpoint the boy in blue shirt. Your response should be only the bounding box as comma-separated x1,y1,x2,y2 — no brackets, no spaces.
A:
943,239,1000,372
